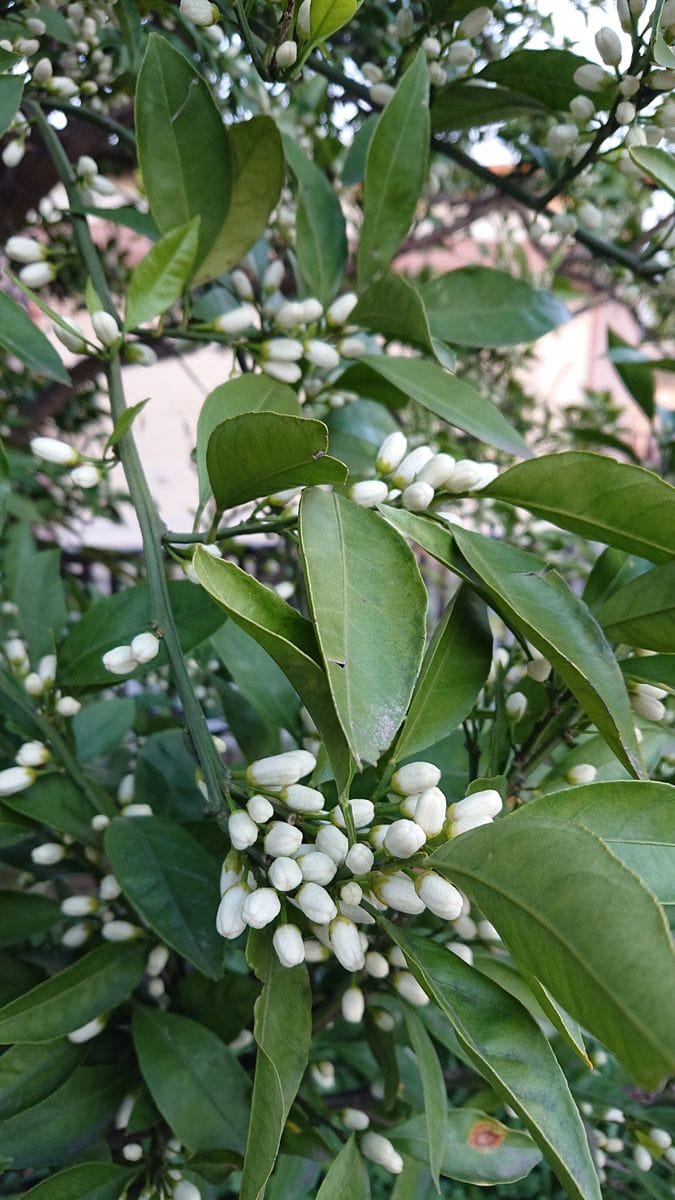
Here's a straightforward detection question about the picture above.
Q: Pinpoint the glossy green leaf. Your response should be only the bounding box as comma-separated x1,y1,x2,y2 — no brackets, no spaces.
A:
598,563,675,652
124,218,199,330
357,355,529,456
485,452,675,563
309,0,357,41
135,34,232,267
284,136,347,306
428,813,675,1086
431,81,546,132
73,203,159,239
607,329,655,419
105,816,224,980
213,621,302,737
1,774,115,844
620,653,675,695
0,942,147,1044
379,918,601,1200
17,1163,134,1200
105,398,150,451
58,579,225,687
583,546,651,612
403,1008,446,1188
0,74,23,137
133,1006,250,1152
0,802,32,848
358,51,429,288
0,438,9,536
391,1110,542,1186
196,374,300,506
421,267,569,348
299,489,427,768
5,528,66,660
351,274,437,357
380,509,643,777
0,293,69,385
316,1136,371,1199
0,1066,126,1169
194,550,353,791
134,729,206,821
0,892,61,949
0,1040,83,1121
629,146,675,198
480,49,601,111
521,780,675,906
73,698,136,761
324,398,399,475
241,930,311,1200
394,586,492,760
365,1009,399,1111
196,116,284,284
206,412,347,512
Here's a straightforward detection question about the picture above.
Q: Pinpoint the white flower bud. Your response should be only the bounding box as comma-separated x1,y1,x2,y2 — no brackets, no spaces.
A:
330,916,366,971
296,881,338,924
619,74,640,98
304,938,331,962
16,38,40,56
5,236,47,263
91,814,110,832
213,303,259,334
315,825,348,864
33,56,53,83
391,446,434,488
595,27,623,67
375,871,425,914
570,95,595,122
376,430,407,474
299,850,337,885
247,794,274,823
573,64,610,92
24,673,44,696
630,693,665,721
505,691,528,721
61,894,99,917
247,750,316,789
634,682,668,699
274,301,305,330
402,481,435,512
130,631,160,664
125,343,157,367
577,200,603,230
268,856,303,892
350,480,389,508
458,6,492,36
616,101,636,125
547,122,579,157
15,740,50,767
228,810,259,850
416,453,455,490
91,310,121,348
365,950,389,979
395,7,414,38
1,763,36,797
122,1143,143,1163
102,645,137,675
412,787,447,837
393,971,430,1007
71,464,101,489
422,36,441,58
341,985,365,1023
428,62,447,87
361,1131,404,1174
2,140,25,168
281,783,325,813
48,76,79,99
526,656,551,681
124,804,153,818
296,0,312,36
264,821,303,858
305,339,340,370
634,1145,652,1172
416,872,463,919
61,921,92,948
101,920,142,941
230,270,253,302
263,337,304,362
263,260,285,293
448,942,474,965
370,82,396,106
31,436,80,466
342,1106,370,1130
117,774,135,805
68,1015,107,1044
242,887,281,929
31,840,65,864
450,789,502,825
276,40,298,68
391,761,441,796
216,883,249,938
179,0,216,26
324,293,356,330
146,944,170,976
270,923,304,968
565,763,597,786
384,818,426,858
447,40,476,66
345,842,375,875
50,319,84,357
340,882,363,907
332,798,375,829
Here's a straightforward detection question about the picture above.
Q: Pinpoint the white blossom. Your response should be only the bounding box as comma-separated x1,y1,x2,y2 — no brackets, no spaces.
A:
68,1015,107,1043
315,825,349,863
391,761,441,795
299,850,337,885
296,882,338,924
345,842,374,875
565,763,597,785
247,794,274,823
402,481,434,511
350,480,389,508
281,783,325,812
71,464,101,489
327,292,358,326
16,740,50,767
341,985,365,1023
361,1131,404,1174
31,840,65,864
375,871,425,914
179,0,216,26
393,971,430,1007
247,750,316,789
458,6,492,36
384,818,426,858
102,645,137,675
595,26,623,67
276,40,298,69
342,1107,370,1130
130,631,160,663
330,916,366,971
331,798,375,829
417,872,463,919
216,883,249,938
91,310,121,347
268,856,303,892
213,304,259,334
242,887,281,929
229,810,259,850
31,436,80,466
264,821,304,858
273,923,305,967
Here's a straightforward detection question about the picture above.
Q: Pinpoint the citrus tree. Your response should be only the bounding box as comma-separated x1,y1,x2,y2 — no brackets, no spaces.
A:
0,1,674,1198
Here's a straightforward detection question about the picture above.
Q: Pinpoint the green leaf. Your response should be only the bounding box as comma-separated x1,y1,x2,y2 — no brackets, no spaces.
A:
193,549,353,794
134,730,206,821
73,698,136,761
620,653,675,696
133,1006,251,1153
196,374,300,507
607,329,654,419
58,579,225,687
0,1066,126,1169
324,398,399,475
212,621,302,737
380,510,643,777
72,203,159,239
351,274,438,357
394,586,492,761
0,1040,83,1120
403,1008,446,1188
364,1009,399,1111
0,942,147,1044
17,1163,134,1200
241,931,311,1200
105,398,150,452
1,774,115,844
5,526,67,660
598,562,675,652
0,892,61,949
299,488,427,768
0,802,32,848
390,1110,542,1186
356,356,529,457
358,51,429,288
124,218,199,330
428,813,675,1086
0,292,70,385
316,1136,371,1200
105,816,224,980
421,267,569,348
195,116,284,284
431,81,547,132
308,0,357,41
654,31,675,67
485,452,675,564
284,136,348,306
135,34,232,268
378,918,601,1200
521,780,675,907
0,73,23,137
479,49,603,112
583,546,651,612
0,438,10,536
629,146,675,198
206,412,347,512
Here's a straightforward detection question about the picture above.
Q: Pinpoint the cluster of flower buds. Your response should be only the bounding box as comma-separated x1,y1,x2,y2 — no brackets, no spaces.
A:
0,736,52,798
629,682,669,723
579,1100,674,1185
102,631,161,676
349,430,498,512
29,436,103,489
374,5,492,100
1,637,81,717
4,234,57,288
216,751,503,1015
